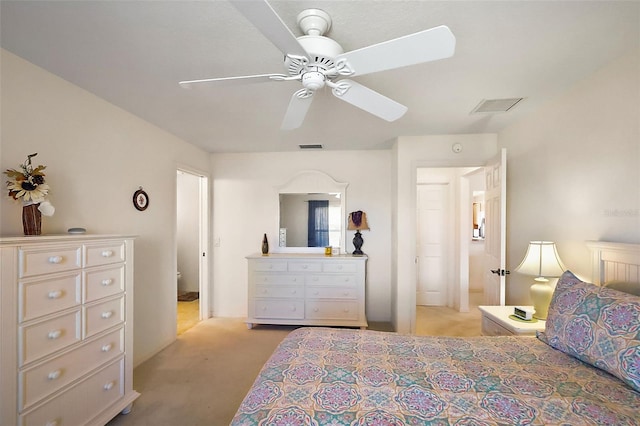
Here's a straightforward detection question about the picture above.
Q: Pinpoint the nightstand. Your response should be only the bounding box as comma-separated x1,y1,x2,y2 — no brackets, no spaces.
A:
479,305,546,336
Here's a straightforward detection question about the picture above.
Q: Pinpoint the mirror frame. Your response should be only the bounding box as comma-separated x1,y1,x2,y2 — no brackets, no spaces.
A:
276,170,348,253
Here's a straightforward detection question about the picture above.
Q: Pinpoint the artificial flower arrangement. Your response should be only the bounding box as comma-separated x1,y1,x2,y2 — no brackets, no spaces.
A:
4,153,55,233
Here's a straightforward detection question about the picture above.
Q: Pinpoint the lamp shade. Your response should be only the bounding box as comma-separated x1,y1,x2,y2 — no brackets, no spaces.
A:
348,211,369,231
515,241,566,281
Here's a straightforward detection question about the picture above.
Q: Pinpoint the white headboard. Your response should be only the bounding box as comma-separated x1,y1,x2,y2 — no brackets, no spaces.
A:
586,241,640,294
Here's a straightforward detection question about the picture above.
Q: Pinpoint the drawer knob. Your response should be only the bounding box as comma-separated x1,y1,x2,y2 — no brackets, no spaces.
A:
291,290,297,295
48,256,63,264
48,290,63,299
101,343,113,352
101,250,114,258
302,265,308,269
45,421,59,426
343,292,350,296
101,311,114,319
48,330,62,340
101,278,114,286
343,309,350,313
313,291,319,296
47,369,62,380
291,306,297,312
313,308,319,312
103,381,116,391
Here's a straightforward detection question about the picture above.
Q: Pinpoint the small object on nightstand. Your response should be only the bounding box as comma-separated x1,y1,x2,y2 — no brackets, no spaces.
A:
67,227,86,234
513,306,534,321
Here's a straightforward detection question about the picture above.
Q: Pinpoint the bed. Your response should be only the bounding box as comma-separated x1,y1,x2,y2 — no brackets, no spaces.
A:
231,241,640,425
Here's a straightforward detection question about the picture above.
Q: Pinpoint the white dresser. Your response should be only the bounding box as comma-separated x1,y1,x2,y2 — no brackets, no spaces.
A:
246,253,367,329
0,235,139,426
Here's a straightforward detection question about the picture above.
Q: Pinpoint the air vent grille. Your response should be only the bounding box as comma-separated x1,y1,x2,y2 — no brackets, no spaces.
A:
299,144,323,149
471,98,524,114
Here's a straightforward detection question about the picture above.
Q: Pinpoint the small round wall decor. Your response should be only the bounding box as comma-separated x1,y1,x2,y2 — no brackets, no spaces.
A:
133,187,149,211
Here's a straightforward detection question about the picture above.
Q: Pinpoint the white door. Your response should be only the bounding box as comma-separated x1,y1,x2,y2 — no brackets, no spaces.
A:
483,148,507,305
416,183,449,306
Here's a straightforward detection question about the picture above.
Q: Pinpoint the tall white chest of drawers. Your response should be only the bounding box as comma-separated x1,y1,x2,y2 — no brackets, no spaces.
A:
0,235,139,426
246,253,367,329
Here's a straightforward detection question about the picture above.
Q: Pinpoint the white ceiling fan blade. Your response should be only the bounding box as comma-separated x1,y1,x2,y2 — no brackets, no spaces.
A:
230,0,308,58
332,80,407,122
281,89,314,130
179,73,291,88
336,25,455,77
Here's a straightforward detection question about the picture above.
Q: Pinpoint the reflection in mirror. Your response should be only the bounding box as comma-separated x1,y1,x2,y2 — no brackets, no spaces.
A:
276,170,348,253
279,193,342,248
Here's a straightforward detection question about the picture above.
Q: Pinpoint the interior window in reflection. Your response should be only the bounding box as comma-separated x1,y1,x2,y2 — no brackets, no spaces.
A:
280,193,341,248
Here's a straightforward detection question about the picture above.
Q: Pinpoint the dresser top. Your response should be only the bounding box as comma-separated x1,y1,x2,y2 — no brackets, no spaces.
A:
0,234,136,245
247,253,367,260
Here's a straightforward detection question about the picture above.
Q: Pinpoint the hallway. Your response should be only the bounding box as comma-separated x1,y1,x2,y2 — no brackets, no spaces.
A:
415,291,483,337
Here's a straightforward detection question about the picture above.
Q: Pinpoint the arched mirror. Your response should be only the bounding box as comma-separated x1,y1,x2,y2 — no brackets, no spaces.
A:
277,170,348,253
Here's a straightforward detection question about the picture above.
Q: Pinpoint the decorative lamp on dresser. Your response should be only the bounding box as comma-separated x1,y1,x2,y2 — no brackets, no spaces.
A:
246,253,367,329
0,234,139,426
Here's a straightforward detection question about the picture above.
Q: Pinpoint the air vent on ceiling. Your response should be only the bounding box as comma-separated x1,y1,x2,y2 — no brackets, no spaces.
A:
299,144,323,149
471,98,524,114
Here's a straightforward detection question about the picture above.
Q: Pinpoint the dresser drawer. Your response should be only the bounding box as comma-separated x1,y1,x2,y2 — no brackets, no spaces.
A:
306,300,359,320
254,285,303,299
84,265,125,303
481,316,513,336
254,300,304,319
20,328,124,410
84,241,125,267
307,274,357,286
19,273,82,322
20,310,82,366
84,297,124,338
288,262,321,272
19,245,82,278
20,358,124,426
306,286,357,300
253,273,303,286
322,262,358,273
251,260,287,272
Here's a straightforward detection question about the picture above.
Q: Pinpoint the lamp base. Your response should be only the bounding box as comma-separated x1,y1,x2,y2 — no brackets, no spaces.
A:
352,230,364,256
530,280,554,320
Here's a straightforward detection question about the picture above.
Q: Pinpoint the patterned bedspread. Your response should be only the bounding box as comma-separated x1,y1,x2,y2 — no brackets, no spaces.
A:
231,327,640,425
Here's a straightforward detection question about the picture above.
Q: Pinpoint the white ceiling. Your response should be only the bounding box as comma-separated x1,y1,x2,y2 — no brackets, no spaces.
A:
1,1,638,153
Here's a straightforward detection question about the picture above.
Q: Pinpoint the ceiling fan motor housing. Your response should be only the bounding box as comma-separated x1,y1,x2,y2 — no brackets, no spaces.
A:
284,9,344,78
284,36,344,76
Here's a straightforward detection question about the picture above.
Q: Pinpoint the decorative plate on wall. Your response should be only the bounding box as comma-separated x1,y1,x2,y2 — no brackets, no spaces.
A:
133,188,149,211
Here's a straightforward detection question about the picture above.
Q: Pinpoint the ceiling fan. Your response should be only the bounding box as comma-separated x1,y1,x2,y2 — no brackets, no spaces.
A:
179,0,456,130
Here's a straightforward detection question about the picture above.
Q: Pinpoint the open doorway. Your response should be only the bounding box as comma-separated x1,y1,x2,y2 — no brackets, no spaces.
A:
176,168,209,335
415,167,485,336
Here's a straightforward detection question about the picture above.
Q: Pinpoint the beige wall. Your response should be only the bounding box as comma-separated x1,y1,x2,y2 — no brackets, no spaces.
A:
0,49,211,366
210,151,393,322
500,49,640,304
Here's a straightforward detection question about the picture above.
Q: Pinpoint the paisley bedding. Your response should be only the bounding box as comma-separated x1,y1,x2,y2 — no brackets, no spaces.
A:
230,327,640,425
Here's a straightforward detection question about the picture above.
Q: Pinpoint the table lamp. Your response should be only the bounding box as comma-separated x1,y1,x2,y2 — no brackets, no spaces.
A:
347,211,369,255
514,241,566,319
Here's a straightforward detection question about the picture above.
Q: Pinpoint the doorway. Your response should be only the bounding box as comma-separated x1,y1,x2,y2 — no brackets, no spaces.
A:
415,167,485,333
176,168,209,335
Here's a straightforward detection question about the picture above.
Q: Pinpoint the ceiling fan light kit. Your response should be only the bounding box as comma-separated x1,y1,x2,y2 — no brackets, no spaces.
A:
180,1,456,130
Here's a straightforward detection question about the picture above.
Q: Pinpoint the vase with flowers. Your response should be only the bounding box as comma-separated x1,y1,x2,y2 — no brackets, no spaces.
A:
4,153,55,235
